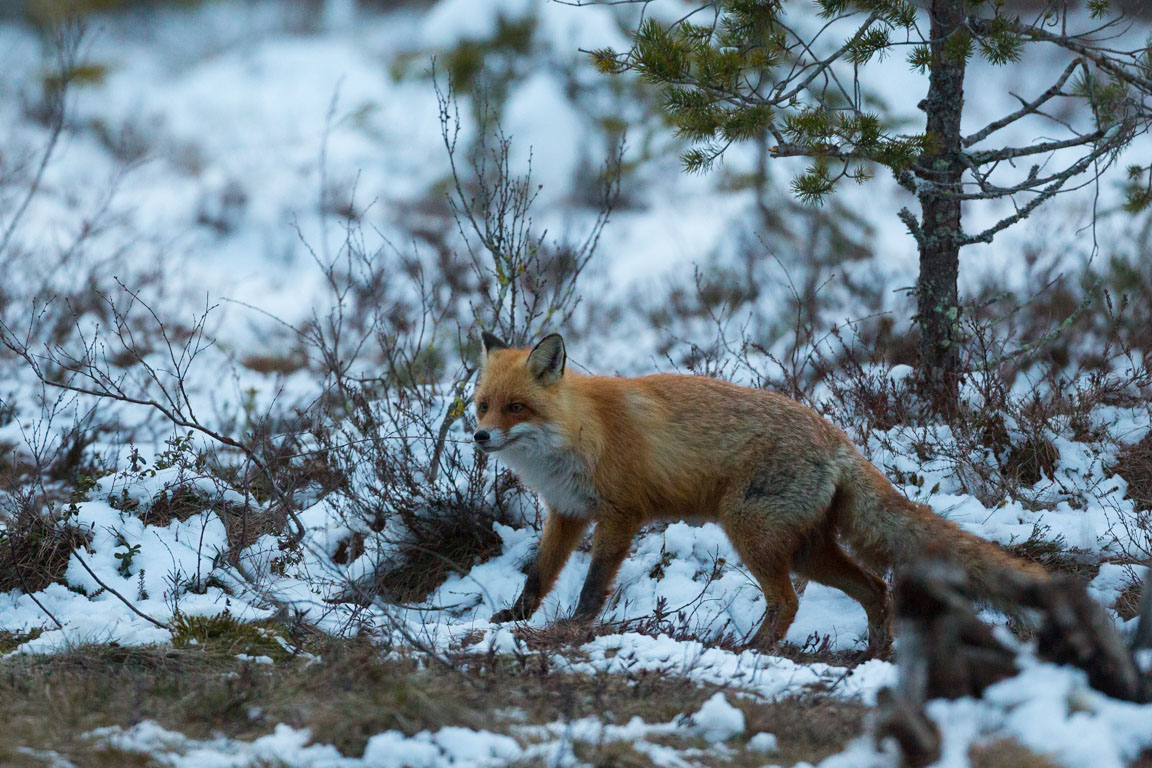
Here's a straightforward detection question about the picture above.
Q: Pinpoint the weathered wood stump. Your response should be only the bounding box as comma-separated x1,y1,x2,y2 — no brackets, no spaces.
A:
875,559,1152,766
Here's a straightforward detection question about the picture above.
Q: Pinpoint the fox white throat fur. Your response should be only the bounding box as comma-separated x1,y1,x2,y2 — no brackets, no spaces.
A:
486,422,597,518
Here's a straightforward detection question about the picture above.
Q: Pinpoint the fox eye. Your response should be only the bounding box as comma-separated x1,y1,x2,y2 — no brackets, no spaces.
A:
509,402,525,413
478,402,489,414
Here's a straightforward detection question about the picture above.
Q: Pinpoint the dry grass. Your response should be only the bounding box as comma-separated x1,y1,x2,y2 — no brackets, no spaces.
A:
734,694,869,766
218,502,287,556
0,508,91,593
1001,435,1060,488
1004,533,1099,583
1114,433,1152,513
591,693,869,768
1114,573,1148,622
376,497,507,603
969,738,1062,768
0,633,870,766
139,485,214,527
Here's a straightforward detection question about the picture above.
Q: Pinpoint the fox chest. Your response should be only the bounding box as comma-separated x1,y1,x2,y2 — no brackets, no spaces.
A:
501,442,598,518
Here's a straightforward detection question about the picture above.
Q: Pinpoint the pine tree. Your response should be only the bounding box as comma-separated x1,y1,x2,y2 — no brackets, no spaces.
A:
590,0,1152,410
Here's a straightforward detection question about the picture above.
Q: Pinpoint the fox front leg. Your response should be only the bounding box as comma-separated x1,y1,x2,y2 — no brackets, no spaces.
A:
490,513,588,623
571,514,643,621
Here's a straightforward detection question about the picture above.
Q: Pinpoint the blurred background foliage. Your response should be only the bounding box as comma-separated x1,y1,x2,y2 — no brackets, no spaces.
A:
9,0,1149,27
6,0,450,27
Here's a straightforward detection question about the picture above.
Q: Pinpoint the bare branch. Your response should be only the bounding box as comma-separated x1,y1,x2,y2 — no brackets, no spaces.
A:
962,59,1084,148
959,138,1121,245
0,303,308,547
71,550,169,630
967,129,1109,166
0,23,84,259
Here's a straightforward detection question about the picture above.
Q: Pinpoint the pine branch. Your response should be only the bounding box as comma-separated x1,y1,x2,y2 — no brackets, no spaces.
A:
981,19,1152,98
767,140,867,160
773,13,882,108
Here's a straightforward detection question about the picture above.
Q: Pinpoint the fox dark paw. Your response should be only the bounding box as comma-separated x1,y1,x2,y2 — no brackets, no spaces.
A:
489,609,518,624
863,637,893,661
553,616,598,642
742,630,783,654
743,641,781,655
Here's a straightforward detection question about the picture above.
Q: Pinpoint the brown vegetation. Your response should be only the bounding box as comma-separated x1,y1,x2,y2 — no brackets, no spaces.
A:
0,633,864,766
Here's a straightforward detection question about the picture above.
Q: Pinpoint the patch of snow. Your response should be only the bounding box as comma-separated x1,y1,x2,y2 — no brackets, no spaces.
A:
748,731,779,753
691,692,746,743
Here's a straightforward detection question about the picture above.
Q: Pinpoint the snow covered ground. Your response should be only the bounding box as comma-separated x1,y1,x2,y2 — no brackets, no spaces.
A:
1,1,1152,766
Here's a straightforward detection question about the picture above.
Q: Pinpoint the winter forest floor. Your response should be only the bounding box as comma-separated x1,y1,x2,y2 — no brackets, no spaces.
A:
2,1,1152,766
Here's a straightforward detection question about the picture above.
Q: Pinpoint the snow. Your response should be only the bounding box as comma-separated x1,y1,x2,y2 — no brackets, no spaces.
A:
504,72,586,204
96,711,758,767
554,633,897,705
98,720,523,768
749,731,780,753
691,692,746,743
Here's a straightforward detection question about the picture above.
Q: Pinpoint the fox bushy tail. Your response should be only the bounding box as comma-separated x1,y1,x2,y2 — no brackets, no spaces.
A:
832,458,1048,591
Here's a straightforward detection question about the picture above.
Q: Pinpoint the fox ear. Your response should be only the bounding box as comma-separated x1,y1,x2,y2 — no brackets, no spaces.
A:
526,334,565,383
479,331,510,360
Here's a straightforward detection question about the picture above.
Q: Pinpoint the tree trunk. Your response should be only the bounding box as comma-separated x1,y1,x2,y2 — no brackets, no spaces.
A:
916,0,967,411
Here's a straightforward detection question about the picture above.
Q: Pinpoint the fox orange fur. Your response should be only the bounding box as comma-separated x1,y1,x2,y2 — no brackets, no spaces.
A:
473,332,1046,654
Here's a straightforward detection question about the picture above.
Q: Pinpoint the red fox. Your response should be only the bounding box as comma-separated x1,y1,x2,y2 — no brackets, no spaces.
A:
474,332,1046,654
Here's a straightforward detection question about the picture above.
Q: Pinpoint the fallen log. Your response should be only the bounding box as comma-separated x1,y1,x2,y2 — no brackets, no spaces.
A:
875,559,1152,766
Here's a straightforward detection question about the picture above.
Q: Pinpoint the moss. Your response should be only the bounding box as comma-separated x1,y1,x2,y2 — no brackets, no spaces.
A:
169,611,293,663
0,628,44,655
26,0,205,26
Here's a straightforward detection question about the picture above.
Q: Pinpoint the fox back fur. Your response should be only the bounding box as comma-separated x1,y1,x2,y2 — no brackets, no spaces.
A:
474,332,1046,654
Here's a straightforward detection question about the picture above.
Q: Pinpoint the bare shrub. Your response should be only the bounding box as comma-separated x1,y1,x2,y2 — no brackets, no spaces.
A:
0,388,101,628
0,34,622,634
246,77,625,608
0,498,90,594
1115,432,1152,513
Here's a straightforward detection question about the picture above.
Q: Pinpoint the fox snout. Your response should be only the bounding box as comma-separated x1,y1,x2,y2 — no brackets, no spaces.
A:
473,426,513,452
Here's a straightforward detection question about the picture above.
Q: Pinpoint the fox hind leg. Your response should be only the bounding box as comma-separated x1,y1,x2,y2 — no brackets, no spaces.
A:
795,532,891,657
721,513,801,650
720,457,843,650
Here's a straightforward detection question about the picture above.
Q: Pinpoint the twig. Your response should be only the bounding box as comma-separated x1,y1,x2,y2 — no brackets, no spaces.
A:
72,550,169,630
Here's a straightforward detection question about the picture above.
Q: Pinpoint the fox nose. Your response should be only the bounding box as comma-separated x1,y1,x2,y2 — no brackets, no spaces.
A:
474,430,490,444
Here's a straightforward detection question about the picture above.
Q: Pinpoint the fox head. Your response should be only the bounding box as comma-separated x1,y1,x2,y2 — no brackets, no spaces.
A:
472,331,567,455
